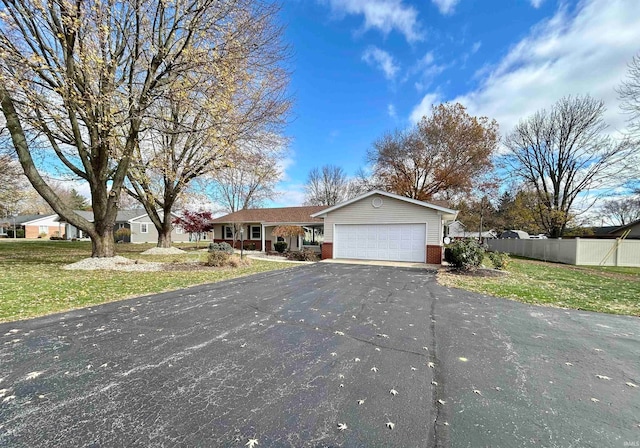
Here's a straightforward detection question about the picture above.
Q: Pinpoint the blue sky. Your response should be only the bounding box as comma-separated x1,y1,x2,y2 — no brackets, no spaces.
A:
272,0,640,206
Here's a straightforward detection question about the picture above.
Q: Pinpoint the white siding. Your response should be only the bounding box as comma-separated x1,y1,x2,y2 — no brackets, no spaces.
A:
323,194,444,246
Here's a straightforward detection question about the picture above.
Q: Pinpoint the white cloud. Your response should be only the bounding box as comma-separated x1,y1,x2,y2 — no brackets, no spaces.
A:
447,0,640,137
471,41,482,54
530,0,545,8
410,92,441,123
272,184,307,207
388,103,397,118
431,0,460,15
362,46,400,79
324,0,423,42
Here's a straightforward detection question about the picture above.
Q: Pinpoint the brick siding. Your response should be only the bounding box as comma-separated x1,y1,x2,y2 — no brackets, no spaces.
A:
426,245,443,264
321,242,333,259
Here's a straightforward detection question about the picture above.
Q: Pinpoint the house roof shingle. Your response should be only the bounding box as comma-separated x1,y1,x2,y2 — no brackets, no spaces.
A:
210,206,326,224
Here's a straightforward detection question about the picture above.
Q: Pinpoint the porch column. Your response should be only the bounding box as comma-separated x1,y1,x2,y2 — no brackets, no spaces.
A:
261,224,266,252
298,234,302,251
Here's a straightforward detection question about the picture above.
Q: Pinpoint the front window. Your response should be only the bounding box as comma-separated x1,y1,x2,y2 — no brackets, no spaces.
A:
39,225,48,234
224,226,233,239
176,226,183,234
140,223,148,233
251,225,261,239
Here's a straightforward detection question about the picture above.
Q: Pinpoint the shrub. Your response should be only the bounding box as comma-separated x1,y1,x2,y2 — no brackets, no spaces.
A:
208,242,233,254
205,252,251,268
243,242,256,251
114,227,131,242
286,249,319,261
38,232,47,238
447,238,485,270
274,241,287,253
488,251,510,270
205,251,231,267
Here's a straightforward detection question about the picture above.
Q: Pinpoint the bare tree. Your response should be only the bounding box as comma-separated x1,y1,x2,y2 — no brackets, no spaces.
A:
304,165,358,206
126,2,290,247
367,103,498,201
504,95,634,238
0,0,256,256
599,197,640,226
618,53,640,138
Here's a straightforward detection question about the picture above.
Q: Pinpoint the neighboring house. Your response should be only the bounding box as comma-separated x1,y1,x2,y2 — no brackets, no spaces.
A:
210,205,326,252
447,220,496,240
122,210,192,244
591,220,640,239
499,230,530,239
211,190,458,264
6,213,63,239
61,209,192,243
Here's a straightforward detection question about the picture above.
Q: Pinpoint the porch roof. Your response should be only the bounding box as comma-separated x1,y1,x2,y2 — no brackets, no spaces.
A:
210,206,326,225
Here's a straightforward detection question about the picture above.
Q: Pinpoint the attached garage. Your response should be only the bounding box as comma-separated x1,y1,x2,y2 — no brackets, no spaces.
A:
334,224,427,262
312,190,458,264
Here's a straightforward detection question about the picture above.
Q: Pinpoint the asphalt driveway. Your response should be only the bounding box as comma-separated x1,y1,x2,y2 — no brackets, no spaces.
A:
0,263,638,447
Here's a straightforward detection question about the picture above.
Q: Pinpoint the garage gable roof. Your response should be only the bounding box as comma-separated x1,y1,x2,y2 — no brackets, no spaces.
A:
311,190,458,217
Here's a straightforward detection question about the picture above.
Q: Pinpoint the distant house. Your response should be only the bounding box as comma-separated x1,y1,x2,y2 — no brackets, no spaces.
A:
447,220,496,240
62,209,192,243
591,220,640,239
1,213,63,239
3,209,191,243
499,230,530,239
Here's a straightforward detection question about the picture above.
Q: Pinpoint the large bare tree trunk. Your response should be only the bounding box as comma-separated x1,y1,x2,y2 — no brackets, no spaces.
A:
157,225,173,248
91,227,116,258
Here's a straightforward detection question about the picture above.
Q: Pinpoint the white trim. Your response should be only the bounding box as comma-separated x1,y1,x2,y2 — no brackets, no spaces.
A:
310,190,458,217
261,224,266,252
140,223,149,234
250,225,261,240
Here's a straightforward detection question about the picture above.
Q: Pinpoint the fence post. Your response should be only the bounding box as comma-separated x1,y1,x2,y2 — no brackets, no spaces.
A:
574,237,580,265
615,238,621,266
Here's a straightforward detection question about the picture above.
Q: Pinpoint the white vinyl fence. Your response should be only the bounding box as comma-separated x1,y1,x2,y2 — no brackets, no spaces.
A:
486,238,640,267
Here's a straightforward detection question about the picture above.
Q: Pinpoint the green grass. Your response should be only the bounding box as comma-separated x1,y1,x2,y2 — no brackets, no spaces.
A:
0,240,296,323
438,257,640,316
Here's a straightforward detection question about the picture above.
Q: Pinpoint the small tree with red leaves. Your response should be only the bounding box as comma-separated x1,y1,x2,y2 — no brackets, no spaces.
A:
173,210,214,248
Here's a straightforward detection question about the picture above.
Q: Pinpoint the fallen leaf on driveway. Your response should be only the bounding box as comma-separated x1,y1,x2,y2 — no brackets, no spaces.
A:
386,421,395,430
245,439,259,448
390,389,398,396
437,399,446,405
590,398,600,403
625,382,638,388
428,362,435,368
25,371,44,380
371,367,378,372
334,331,345,336
337,423,347,431
473,389,482,396
357,399,365,405
595,375,611,380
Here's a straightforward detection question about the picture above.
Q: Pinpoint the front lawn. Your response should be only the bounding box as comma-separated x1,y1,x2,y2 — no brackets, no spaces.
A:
437,257,640,316
0,240,296,323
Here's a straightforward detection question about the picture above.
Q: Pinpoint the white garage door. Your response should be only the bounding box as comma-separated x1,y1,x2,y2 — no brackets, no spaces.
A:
334,224,426,263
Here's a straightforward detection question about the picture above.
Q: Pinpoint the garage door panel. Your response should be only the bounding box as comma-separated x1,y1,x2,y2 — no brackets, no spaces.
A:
334,224,426,263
